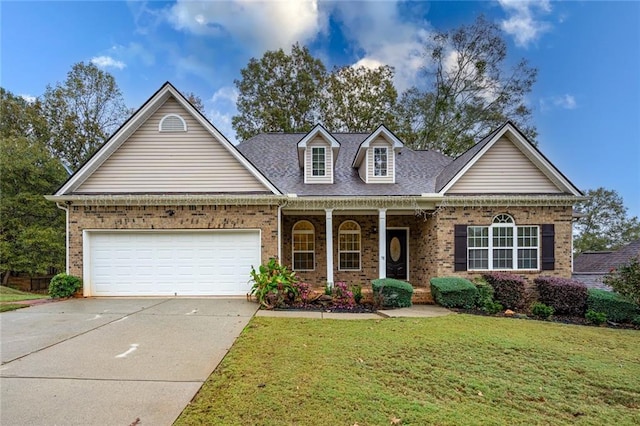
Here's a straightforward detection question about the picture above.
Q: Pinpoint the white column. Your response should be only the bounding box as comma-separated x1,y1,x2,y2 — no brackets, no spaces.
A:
378,208,387,279
325,209,334,287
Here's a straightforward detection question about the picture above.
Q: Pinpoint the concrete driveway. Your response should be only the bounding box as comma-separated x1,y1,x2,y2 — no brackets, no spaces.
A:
0,298,257,426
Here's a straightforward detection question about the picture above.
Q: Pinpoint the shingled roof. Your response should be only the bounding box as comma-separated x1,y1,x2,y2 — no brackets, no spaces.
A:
237,132,451,196
573,239,640,272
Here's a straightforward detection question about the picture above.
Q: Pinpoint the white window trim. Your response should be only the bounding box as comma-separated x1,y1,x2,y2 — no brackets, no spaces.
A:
373,147,388,177
311,147,326,177
467,215,540,271
338,220,361,271
292,220,315,271
158,113,187,132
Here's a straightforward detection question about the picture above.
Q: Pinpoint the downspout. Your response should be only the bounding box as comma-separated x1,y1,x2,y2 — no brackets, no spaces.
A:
55,202,70,274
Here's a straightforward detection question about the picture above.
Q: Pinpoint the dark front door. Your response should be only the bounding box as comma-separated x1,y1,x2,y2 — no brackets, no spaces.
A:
386,229,408,280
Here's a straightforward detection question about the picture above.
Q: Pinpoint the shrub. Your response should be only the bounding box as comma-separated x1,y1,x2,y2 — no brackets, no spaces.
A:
49,273,82,299
534,276,588,316
332,281,355,309
531,302,554,319
430,277,479,309
632,315,640,326
484,300,504,315
587,289,639,323
603,257,640,306
351,284,363,304
372,278,413,308
482,272,526,310
293,282,312,306
249,259,298,309
585,310,607,326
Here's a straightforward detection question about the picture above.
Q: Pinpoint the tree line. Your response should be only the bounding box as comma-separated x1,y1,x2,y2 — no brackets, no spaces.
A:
1,16,638,281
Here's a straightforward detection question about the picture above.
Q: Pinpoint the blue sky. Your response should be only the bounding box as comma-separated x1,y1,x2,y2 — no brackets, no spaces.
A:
2,1,639,217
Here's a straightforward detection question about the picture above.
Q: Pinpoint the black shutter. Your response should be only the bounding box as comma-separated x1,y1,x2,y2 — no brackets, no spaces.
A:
454,225,468,271
541,224,555,270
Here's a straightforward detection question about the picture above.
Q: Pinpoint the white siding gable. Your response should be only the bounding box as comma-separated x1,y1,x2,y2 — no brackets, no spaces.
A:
304,137,333,184
76,97,268,193
448,136,563,194
358,136,395,183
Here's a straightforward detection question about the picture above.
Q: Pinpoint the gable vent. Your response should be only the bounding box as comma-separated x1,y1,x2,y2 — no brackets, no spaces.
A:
159,114,187,132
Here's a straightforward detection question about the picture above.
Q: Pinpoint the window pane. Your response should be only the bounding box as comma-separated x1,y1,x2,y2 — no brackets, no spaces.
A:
493,227,513,248
493,249,513,269
294,252,314,270
293,233,313,251
517,226,538,247
468,226,488,248
374,147,387,176
340,252,360,270
517,249,538,269
312,148,325,176
339,233,360,251
468,248,488,269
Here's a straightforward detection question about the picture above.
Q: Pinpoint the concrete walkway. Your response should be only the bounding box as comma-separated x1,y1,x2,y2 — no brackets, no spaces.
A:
255,304,452,319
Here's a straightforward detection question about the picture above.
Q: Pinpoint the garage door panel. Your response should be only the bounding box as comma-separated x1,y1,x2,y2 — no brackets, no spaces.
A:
87,231,260,296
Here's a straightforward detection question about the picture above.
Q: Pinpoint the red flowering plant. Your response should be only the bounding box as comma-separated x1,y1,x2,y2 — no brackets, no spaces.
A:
332,281,356,309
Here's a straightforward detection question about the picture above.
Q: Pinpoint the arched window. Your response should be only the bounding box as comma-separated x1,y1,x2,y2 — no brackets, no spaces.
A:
159,114,187,132
339,220,361,270
467,214,539,270
292,220,315,271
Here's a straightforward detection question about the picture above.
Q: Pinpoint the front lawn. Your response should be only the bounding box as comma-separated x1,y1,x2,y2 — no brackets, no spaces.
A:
0,286,47,312
176,314,639,426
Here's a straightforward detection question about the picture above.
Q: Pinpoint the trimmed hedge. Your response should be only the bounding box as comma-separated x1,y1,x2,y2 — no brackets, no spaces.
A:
534,276,588,316
372,278,413,308
430,277,479,309
482,272,526,310
587,289,639,323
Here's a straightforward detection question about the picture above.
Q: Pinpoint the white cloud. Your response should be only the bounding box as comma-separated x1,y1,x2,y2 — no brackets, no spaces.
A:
20,94,36,103
330,2,431,92
91,56,126,70
110,43,155,67
211,86,238,105
554,94,577,109
540,94,577,111
498,0,552,47
166,0,327,52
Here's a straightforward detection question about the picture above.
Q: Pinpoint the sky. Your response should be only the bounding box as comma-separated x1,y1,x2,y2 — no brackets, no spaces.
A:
2,1,639,217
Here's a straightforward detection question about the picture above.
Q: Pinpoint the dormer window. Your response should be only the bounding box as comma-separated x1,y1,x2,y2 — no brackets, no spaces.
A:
159,114,187,132
312,147,326,177
374,147,388,176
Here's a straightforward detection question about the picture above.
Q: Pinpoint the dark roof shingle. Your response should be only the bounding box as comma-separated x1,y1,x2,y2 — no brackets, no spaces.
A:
573,239,640,272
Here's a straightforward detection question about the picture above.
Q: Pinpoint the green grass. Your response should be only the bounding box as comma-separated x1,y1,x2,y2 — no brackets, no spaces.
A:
176,314,640,426
0,285,47,302
0,304,27,312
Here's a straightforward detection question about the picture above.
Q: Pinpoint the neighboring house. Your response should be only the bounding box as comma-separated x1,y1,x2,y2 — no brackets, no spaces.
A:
46,82,584,301
572,239,640,290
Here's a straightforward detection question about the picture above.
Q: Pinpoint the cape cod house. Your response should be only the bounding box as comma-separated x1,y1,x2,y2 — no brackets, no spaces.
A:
47,83,584,302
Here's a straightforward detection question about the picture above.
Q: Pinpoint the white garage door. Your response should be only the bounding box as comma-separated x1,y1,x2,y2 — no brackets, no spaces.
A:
86,231,260,296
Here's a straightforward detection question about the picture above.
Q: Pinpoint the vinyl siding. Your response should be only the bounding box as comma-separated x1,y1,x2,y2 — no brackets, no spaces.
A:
305,138,333,184
448,136,562,194
366,138,394,183
76,97,268,193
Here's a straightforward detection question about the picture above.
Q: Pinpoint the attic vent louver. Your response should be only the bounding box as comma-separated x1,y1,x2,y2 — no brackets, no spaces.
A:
159,114,187,132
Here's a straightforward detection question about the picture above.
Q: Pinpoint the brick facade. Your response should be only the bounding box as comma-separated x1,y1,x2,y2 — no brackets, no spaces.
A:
280,206,573,297
431,205,574,285
67,204,278,279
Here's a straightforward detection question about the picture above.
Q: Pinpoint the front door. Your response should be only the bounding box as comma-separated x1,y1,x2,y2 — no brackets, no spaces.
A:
386,229,408,280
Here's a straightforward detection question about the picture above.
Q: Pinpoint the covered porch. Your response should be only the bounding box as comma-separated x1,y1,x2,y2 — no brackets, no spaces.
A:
279,201,438,303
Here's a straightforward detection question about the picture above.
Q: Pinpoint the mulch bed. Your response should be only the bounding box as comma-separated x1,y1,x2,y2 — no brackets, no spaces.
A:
271,303,377,314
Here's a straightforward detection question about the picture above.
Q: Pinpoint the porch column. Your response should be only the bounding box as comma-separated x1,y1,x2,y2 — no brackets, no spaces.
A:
378,208,387,279
325,208,334,287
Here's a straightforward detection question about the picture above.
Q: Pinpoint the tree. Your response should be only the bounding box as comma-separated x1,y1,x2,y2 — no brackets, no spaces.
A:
232,43,326,140
603,258,640,306
184,91,205,114
0,88,48,141
574,188,640,254
321,65,398,132
396,15,538,156
42,62,129,170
